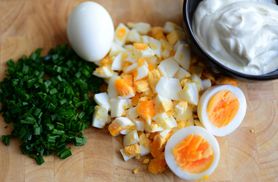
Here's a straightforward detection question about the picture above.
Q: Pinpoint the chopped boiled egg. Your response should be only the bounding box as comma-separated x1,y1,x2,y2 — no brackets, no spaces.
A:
94,92,111,111
133,119,145,131
111,53,123,71
148,37,162,57
150,130,172,158
139,133,151,156
164,21,182,33
114,76,135,98
127,29,141,43
127,107,139,120
109,42,126,57
123,130,140,146
108,117,135,136
175,67,191,80
135,62,149,80
93,66,114,78
110,98,131,117
165,126,220,180
174,44,191,70
198,85,247,136
153,113,177,129
128,22,151,35
158,58,180,77
120,149,135,161
166,30,185,45
124,144,140,156
179,82,199,105
92,105,110,128
115,23,130,45
155,95,173,112
156,77,182,100
151,27,166,40
136,99,155,122
148,69,161,91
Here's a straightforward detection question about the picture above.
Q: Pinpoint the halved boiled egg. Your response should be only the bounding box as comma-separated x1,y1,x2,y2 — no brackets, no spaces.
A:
165,126,220,181
198,85,247,137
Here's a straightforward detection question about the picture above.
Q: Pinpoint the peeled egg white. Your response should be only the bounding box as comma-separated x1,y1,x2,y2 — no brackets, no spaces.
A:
198,85,247,137
67,2,114,64
165,126,220,181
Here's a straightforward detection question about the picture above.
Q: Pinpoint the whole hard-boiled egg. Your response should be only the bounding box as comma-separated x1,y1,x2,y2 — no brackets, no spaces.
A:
198,85,247,136
67,1,114,64
165,126,220,180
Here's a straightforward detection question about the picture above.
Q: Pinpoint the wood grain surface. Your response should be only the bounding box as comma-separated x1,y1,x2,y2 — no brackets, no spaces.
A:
0,0,278,182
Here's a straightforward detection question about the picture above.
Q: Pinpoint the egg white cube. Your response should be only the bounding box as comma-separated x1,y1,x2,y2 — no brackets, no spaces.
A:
155,95,173,112
127,107,139,120
153,113,177,129
175,67,191,80
127,29,141,43
124,63,138,73
110,98,131,117
202,79,212,90
160,39,173,59
174,44,191,70
140,145,150,156
107,76,118,98
120,149,135,161
111,53,123,71
94,92,110,111
92,106,110,128
174,101,193,121
164,21,182,33
145,122,164,133
191,74,203,91
128,22,151,35
158,57,180,77
93,66,114,78
133,119,145,131
109,42,126,56
155,77,182,100
148,37,162,57
179,82,199,105
123,130,140,146
142,35,151,43
174,40,186,52
159,129,172,138
135,62,149,80
141,47,155,57
115,23,130,46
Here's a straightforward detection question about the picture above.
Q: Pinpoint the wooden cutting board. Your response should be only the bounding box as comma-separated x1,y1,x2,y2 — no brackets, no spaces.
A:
0,0,278,181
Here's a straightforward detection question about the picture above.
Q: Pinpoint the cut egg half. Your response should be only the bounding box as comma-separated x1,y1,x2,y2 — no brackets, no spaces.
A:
165,126,220,181
198,85,247,137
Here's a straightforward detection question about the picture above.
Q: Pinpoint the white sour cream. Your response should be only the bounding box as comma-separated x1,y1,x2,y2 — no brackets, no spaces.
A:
193,0,278,75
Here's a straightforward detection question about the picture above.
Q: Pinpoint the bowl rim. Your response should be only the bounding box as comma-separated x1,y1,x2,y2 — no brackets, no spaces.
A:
183,0,278,81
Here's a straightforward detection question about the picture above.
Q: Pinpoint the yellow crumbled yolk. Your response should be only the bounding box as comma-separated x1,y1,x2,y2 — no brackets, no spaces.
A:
207,90,239,128
134,43,148,50
173,134,214,173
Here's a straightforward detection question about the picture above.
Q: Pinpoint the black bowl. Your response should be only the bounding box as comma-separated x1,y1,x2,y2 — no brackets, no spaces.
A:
183,0,278,80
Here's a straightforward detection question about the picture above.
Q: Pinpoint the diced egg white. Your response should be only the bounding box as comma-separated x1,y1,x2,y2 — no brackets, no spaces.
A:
127,107,139,120
110,98,131,117
128,22,151,35
135,62,149,80
156,77,182,100
109,42,126,56
111,53,123,71
115,23,130,45
179,82,199,105
164,21,182,33
174,44,191,70
123,130,140,146
94,92,111,111
155,95,173,112
92,105,110,128
120,149,135,161
93,66,114,78
107,76,118,98
158,57,180,77
153,113,177,129
148,37,162,57
175,67,191,80
174,101,193,121
127,29,141,43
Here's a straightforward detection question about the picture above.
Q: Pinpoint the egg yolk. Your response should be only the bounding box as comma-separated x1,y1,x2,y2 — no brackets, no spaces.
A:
207,90,239,128
173,134,214,173
136,99,155,122
114,77,134,97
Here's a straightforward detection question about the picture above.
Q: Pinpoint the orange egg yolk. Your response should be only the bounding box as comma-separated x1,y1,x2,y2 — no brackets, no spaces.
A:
116,28,126,40
173,134,214,173
136,99,155,122
114,77,134,97
207,90,239,128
